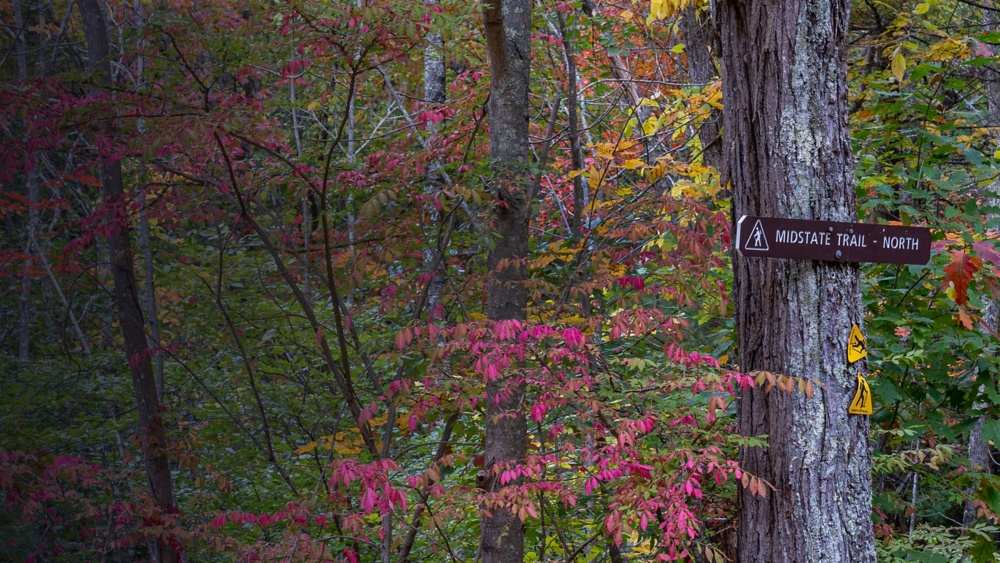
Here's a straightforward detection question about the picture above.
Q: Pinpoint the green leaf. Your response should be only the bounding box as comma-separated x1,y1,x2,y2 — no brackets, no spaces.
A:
967,533,996,563
891,52,907,82
980,419,1000,447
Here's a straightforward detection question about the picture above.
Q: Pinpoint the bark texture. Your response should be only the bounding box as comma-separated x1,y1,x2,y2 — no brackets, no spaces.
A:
422,0,446,311
78,0,179,561
481,0,530,561
964,4,1000,528
555,12,586,241
679,5,722,170
718,0,876,558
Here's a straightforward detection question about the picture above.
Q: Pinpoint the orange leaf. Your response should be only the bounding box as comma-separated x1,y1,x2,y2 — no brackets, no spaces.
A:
957,308,975,330
943,251,982,305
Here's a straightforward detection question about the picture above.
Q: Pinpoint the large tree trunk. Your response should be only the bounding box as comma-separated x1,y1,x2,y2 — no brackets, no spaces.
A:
719,0,876,558
77,0,179,561
480,0,530,562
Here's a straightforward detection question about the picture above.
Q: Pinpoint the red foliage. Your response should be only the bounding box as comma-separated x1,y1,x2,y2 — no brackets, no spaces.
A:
943,250,983,305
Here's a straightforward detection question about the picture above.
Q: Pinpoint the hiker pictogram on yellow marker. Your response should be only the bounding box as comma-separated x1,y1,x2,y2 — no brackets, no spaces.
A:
847,324,867,364
849,374,872,415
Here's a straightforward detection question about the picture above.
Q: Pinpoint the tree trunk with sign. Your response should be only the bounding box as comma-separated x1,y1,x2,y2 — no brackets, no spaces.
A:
718,0,877,558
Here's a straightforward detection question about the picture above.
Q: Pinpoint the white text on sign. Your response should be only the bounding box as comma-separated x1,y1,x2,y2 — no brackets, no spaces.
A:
881,236,920,250
771,230,920,251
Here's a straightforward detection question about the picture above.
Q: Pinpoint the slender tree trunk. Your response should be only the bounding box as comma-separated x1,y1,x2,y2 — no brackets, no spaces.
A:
480,0,530,561
719,0,876,558
77,0,179,560
555,12,586,242
607,53,652,162
964,3,1000,528
138,196,165,401
131,1,164,401
678,5,722,170
423,0,446,313
14,0,35,361
18,174,38,361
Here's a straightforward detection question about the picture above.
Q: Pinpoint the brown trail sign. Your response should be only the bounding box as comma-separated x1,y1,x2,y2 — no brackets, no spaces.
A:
735,215,932,265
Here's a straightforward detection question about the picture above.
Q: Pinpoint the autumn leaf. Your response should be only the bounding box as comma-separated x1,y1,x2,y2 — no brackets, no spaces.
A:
294,439,321,455
957,308,975,330
891,51,906,82
972,240,1000,269
943,250,982,305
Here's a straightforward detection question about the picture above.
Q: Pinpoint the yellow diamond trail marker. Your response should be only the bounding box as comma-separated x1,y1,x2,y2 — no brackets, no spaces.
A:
846,324,867,364
849,374,873,415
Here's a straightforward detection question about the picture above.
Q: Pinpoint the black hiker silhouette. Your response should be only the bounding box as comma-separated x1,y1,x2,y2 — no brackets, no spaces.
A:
851,333,866,354
854,377,869,410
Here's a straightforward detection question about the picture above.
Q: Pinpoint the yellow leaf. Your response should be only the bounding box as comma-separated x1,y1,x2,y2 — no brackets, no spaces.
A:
294,440,320,455
647,0,665,24
532,254,557,269
914,2,929,14
640,116,659,136
619,9,634,20
587,167,606,189
891,52,906,82
622,117,636,139
306,100,321,112
671,43,685,54
616,139,638,152
621,158,646,170
705,87,723,110
595,143,616,160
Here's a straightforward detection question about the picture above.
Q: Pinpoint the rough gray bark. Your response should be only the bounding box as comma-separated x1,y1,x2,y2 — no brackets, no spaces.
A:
964,4,1000,528
480,0,530,561
77,0,179,560
678,5,722,170
424,0,446,109
422,0,446,312
555,12,586,241
719,0,876,558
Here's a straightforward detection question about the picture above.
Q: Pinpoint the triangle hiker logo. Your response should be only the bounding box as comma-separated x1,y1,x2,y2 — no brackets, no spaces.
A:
744,219,769,251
